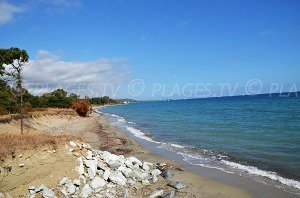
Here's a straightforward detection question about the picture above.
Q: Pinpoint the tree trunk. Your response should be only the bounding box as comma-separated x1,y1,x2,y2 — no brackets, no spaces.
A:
20,91,23,134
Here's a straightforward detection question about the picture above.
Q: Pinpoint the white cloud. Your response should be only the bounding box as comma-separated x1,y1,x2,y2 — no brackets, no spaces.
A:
24,50,131,97
0,0,23,25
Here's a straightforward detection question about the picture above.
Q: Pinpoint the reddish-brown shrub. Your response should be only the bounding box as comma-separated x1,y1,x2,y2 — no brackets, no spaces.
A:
72,99,91,116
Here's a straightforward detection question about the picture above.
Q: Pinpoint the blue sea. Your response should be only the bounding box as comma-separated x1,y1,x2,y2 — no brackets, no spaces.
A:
97,93,300,191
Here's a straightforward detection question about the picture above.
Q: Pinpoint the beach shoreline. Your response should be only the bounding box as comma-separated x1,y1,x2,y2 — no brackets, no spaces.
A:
0,109,298,197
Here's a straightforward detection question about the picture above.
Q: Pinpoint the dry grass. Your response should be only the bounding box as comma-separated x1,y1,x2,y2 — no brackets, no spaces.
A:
0,132,78,160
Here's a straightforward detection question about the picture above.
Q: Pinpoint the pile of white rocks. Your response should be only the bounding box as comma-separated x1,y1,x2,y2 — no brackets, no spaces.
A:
26,141,182,198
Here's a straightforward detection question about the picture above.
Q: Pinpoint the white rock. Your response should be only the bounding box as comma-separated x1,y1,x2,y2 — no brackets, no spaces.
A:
100,151,111,160
84,160,97,179
90,176,106,189
97,161,107,170
129,170,149,181
109,171,127,186
59,177,69,186
107,160,121,169
69,141,77,147
60,188,68,197
86,150,93,160
80,184,93,198
80,175,86,185
73,179,81,186
142,179,150,186
97,169,104,176
105,154,120,162
127,178,135,186
18,154,23,158
65,183,76,195
42,187,55,198
103,169,111,180
149,190,164,198
88,167,96,179
151,169,162,177
118,166,132,177
76,157,85,175
19,163,24,167
28,186,35,194
82,143,92,150
152,175,158,183
127,157,142,166
143,162,153,171
35,184,46,193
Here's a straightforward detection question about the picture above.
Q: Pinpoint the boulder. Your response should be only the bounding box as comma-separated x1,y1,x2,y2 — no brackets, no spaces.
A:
167,182,187,190
109,171,127,186
149,189,164,198
161,191,175,198
76,157,85,175
142,179,150,186
90,176,106,189
142,162,153,171
127,178,135,186
100,151,111,160
65,183,76,195
86,150,93,160
118,166,132,177
105,154,120,162
42,187,55,198
80,175,86,185
152,175,158,183
82,143,92,150
28,186,35,194
69,141,77,147
161,170,173,179
60,188,68,197
80,184,93,198
129,170,149,181
35,184,47,193
84,160,97,179
127,157,142,166
59,177,70,186
151,169,162,177
103,169,111,180
88,167,97,179
107,160,122,169
73,179,81,186
97,161,107,170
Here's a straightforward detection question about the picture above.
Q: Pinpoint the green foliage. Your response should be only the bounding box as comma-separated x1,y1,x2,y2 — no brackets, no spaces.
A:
0,84,79,114
0,47,29,78
0,80,18,114
89,96,120,105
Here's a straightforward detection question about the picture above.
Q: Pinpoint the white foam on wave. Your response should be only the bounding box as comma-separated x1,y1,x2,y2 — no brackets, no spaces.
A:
177,152,234,173
222,160,300,189
125,126,158,143
160,142,185,149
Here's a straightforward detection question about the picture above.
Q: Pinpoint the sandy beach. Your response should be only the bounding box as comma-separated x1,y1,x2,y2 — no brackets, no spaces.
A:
0,109,251,197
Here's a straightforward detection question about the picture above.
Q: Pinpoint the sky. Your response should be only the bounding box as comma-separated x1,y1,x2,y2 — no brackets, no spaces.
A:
0,0,300,100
